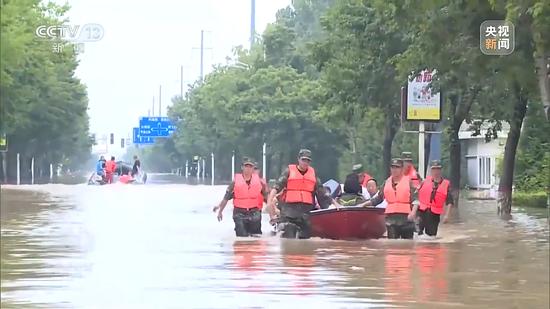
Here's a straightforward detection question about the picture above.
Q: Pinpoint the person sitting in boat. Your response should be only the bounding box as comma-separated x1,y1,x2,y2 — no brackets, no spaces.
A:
336,173,368,207
363,178,388,208
119,171,135,184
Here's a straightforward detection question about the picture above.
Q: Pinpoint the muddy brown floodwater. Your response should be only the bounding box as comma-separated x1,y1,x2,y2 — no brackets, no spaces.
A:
1,177,548,308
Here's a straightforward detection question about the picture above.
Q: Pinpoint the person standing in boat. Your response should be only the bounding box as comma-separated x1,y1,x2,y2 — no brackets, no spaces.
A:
402,151,422,189
132,155,141,177
417,160,453,237
363,178,388,209
366,158,419,239
267,149,341,239
215,158,269,237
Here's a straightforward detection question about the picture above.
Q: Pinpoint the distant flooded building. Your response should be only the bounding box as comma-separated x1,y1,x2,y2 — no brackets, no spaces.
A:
459,121,510,190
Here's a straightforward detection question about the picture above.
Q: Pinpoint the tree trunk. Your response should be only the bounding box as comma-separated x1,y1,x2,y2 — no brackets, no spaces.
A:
449,125,461,213
534,54,550,121
498,84,528,218
446,88,480,220
382,111,397,178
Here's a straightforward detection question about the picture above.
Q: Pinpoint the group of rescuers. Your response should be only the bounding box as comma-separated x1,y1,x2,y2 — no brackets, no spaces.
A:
214,149,453,240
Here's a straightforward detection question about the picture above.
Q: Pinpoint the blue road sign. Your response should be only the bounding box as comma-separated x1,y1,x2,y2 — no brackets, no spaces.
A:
139,117,176,137
133,127,155,144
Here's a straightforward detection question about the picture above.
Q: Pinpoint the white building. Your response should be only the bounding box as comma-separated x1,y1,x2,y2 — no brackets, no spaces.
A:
459,121,510,189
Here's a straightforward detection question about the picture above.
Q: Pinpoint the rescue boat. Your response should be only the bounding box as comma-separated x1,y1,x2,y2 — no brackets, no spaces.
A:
87,161,147,185
309,206,386,240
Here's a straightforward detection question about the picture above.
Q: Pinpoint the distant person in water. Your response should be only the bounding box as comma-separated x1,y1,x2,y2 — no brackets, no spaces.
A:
132,155,141,177
105,156,117,184
96,156,106,180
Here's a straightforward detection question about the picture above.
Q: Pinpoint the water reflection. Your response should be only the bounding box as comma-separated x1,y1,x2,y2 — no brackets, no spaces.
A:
231,240,268,293
280,241,317,297
384,247,414,303
416,244,448,303
1,184,548,308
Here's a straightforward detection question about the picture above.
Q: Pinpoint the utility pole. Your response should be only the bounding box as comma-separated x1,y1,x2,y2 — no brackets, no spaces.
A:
250,0,256,50
200,30,204,81
193,31,211,82
180,65,184,97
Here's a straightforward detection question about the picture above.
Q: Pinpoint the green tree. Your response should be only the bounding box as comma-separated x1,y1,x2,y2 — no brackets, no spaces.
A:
0,0,91,182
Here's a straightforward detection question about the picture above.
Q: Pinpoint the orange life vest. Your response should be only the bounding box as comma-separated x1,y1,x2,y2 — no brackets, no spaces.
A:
383,176,411,214
418,176,450,215
284,165,316,205
233,173,262,209
105,160,116,173
361,172,374,187
404,166,421,188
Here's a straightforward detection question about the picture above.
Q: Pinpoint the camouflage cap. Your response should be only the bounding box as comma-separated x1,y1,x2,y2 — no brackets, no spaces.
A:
352,164,363,173
430,160,442,168
242,157,255,166
298,149,312,160
401,151,413,161
391,158,404,167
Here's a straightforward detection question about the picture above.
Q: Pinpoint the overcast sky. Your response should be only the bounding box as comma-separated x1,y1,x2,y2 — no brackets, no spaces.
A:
59,0,291,154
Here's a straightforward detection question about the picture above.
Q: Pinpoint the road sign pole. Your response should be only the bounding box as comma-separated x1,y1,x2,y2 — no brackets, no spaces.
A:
2,152,7,184
197,159,200,180
31,157,34,185
211,152,214,186
16,153,20,185
231,151,235,180
262,143,267,180
419,121,426,179
185,160,189,179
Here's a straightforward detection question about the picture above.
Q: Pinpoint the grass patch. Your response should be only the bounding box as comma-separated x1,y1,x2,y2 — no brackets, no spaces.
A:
512,191,548,208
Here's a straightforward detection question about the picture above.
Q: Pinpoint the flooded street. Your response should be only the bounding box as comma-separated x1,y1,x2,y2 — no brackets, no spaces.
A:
1,177,548,308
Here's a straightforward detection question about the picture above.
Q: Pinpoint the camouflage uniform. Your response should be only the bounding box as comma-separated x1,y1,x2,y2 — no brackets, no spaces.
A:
369,158,419,239
224,158,269,237
272,149,332,239
417,160,453,236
